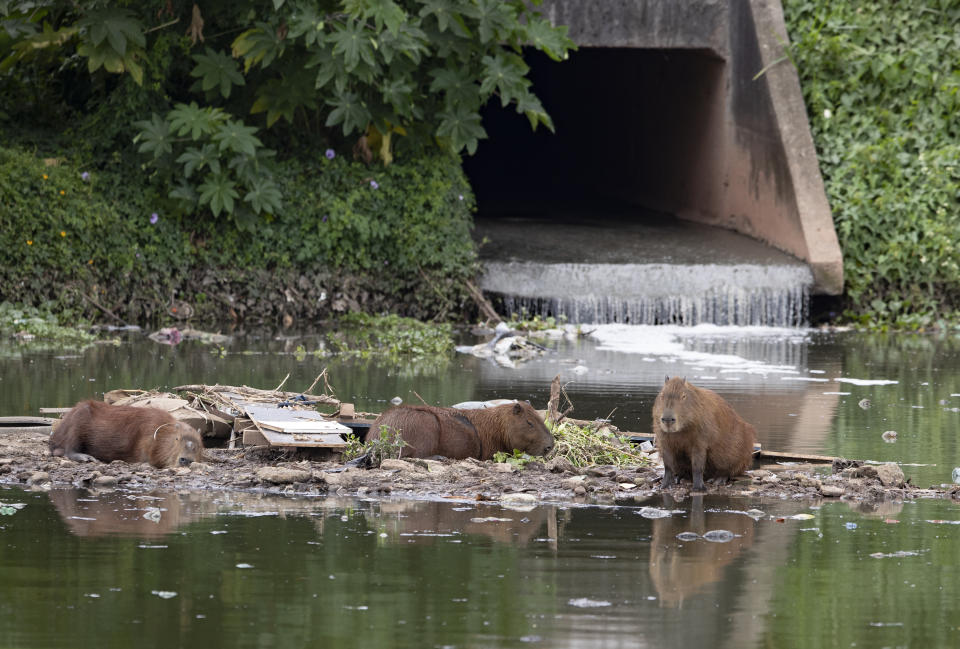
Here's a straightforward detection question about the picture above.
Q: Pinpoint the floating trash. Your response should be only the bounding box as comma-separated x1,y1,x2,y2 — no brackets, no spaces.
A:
470,517,512,523
870,550,923,559
952,467,960,484
676,532,700,542
143,508,162,523
638,507,680,519
881,431,898,443
845,522,858,530
836,378,898,386
151,590,177,599
568,598,612,608
0,502,26,516
236,563,254,569
702,530,735,543
858,398,872,410
790,513,815,520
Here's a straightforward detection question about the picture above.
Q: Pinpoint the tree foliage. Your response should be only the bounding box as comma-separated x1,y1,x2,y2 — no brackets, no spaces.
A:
0,0,574,223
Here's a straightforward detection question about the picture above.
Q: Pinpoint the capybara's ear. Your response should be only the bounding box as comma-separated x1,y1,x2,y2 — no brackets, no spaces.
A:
513,402,522,415
664,375,670,384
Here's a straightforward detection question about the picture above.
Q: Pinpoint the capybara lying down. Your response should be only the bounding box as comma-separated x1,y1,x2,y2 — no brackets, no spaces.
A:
49,400,204,469
364,401,554,460
652,377,755,491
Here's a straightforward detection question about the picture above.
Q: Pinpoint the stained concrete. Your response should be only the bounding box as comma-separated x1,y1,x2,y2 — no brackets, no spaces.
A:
465,0,842,295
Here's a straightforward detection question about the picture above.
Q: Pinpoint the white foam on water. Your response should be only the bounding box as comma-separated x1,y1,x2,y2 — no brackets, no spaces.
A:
835,378,900,386
588,324,807,375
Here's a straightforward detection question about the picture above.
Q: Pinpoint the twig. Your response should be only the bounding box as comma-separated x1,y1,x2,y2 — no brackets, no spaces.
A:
273,373,290,392
413,391,429,405
80,291,129,326
464,279,502,324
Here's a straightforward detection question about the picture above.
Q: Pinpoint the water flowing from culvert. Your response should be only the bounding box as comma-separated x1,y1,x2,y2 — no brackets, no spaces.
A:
474,208,815,326
483,262,813,326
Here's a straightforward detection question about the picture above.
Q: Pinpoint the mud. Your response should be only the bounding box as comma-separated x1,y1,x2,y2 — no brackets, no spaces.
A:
2,429,959,506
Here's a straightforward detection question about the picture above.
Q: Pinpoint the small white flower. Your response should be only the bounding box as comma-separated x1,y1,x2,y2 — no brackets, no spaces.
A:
823,108,832,119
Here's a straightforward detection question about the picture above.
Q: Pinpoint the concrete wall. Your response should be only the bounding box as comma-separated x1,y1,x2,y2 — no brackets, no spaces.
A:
540,0,843,294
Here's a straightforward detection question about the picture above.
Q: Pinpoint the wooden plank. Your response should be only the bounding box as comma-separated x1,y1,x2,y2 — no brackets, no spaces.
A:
39,408,71,415
256,429,347,448
757,450,838,464
257,420,349,434
242,427,269,446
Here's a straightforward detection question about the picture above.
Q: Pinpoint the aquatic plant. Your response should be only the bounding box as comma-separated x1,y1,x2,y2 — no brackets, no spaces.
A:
328,313,454,359
0,302,96,348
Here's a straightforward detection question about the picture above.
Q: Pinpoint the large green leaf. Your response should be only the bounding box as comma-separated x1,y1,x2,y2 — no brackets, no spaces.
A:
436,105,486,154
191,48,245,99
132,114,173,159
167,102,226,140
197,173,240,217
327,19,376,72
78,8,144,56
325,91,371,135
231,23,286,72
212,119,263,156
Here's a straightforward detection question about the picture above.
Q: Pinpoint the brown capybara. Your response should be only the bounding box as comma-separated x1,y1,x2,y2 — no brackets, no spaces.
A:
49,400,204,469
364,401,554,460
652,377,755,491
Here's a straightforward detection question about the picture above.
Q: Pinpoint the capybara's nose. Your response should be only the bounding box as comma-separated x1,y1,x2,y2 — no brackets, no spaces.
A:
660,416,675,426
179,457,192,466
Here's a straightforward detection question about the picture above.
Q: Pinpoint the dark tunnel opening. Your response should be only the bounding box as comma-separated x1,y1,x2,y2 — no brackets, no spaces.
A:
462,47,726,219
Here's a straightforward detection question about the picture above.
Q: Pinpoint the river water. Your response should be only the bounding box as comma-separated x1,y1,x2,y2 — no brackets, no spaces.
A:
2,325,960,647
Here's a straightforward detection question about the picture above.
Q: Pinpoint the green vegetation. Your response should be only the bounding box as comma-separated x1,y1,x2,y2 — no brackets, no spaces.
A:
0,1,573,223
0,144,477,323
784,1,960,329
329,313,454,358
550,419,651,468
0,301,96,349
0,1,574,324
342,424,408,466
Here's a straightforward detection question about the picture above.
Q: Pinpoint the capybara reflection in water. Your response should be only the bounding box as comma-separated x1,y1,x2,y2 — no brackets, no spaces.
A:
364,401,554,460
49,400,204,469
652,377,755,491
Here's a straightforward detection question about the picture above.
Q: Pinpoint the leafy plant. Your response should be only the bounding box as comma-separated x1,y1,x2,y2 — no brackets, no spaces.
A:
0,1,575,227
133,102,281,227
351,424,408,467
492,449,541,467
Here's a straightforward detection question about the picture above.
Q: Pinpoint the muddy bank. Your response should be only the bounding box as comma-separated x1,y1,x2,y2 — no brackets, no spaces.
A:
2,428,959,506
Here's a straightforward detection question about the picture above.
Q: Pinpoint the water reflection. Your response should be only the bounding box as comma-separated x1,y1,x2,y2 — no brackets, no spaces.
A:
368,499,560,548
647,495,756,608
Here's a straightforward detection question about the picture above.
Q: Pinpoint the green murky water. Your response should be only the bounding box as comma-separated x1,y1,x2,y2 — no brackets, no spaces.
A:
2,487,959,648
3,325,960,647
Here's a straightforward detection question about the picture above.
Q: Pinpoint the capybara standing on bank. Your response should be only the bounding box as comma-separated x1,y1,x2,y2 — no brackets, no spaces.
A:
49,400,204,469
652,377,755,491
364,401,554,460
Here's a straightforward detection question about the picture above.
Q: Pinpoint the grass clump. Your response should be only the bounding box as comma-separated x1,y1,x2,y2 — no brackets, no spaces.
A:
550,419,652,468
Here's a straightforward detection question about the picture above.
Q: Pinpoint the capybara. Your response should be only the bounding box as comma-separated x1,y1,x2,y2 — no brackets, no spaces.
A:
49,400,204,469
364,401,554,460
652,377,755,491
